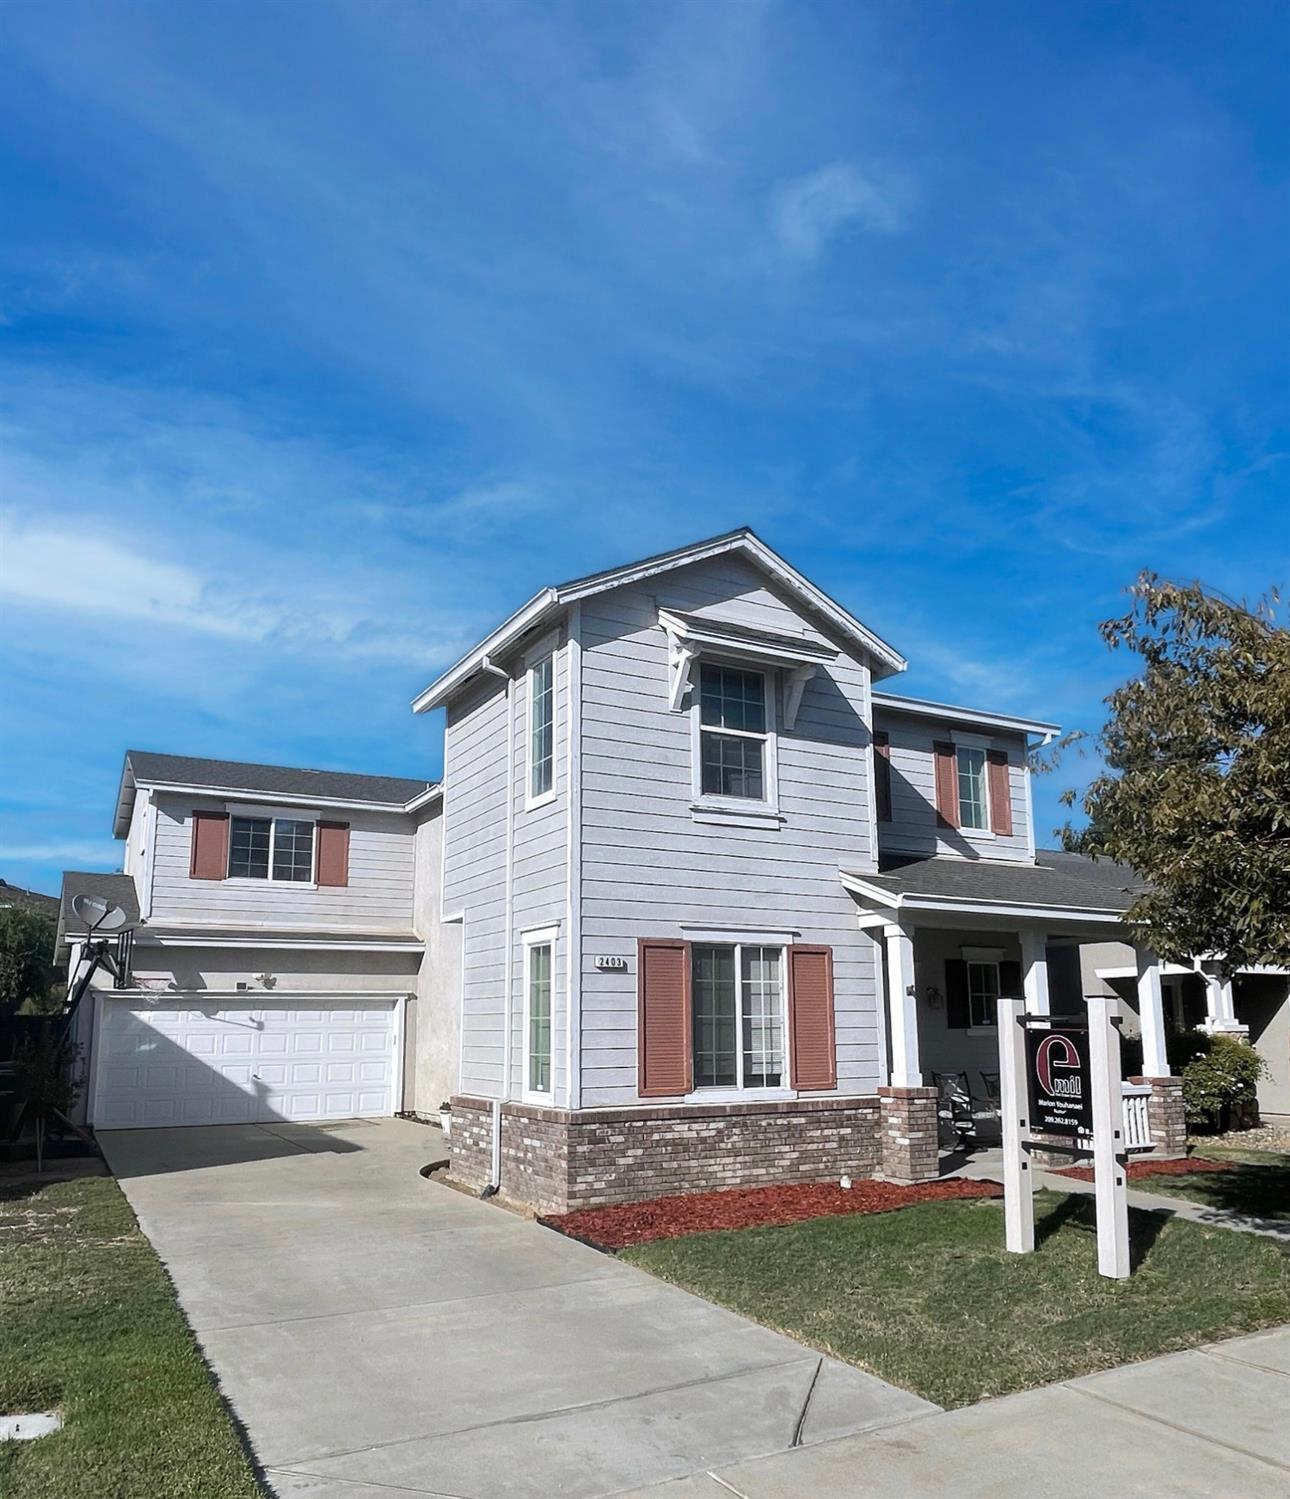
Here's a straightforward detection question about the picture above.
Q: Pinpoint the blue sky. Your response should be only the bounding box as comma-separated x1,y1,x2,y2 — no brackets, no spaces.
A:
1,0,1286,895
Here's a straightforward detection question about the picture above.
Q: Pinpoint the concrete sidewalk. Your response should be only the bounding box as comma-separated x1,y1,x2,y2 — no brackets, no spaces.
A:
612,1326,1290,1498
101,1119,932,1499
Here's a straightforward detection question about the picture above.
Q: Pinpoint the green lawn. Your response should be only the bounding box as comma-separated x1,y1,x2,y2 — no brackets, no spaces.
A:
1131,1148,1290,1220
622,1191,1290,1409
0,1173,264,1499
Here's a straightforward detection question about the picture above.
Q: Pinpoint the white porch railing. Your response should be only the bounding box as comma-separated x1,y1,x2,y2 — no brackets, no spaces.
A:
1121,1083,1153,1151
1074,1084,1153,1153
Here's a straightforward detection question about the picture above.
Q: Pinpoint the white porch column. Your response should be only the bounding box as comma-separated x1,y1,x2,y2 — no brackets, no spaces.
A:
1200,963,1247,1035
1135,947,1171,1077
884,922,922,1088
1019,929,1051,1016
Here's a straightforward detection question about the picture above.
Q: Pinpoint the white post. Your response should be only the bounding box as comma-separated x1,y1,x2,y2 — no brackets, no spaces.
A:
1200,965,1246,1035
1134,947,1170,1077
997,996,1034,1254
884,923,921,1088
1019,929,1051,1016
1087,996,1131,1279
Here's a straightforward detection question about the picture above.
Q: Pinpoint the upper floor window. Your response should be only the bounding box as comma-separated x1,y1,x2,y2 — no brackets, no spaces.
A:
956,746,988,830
228,816,314,882
529,654,555,803
699,664,767,800
692,942,785,1089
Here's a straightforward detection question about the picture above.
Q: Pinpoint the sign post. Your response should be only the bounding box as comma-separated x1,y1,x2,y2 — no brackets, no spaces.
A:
997,997,1034,1253
997,994,1133,1280
1086,995,1131,1278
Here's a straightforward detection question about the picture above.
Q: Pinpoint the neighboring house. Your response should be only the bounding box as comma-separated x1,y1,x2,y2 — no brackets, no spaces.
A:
1080,942,1290,1121
0,879,59,918
412,530,1187,1211
64,529,1230,1206
60,752,459,1130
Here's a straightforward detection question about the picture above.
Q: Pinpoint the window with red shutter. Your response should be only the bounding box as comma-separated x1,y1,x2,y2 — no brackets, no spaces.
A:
987,750,1013,836
638,939,692,1097
788,944,836,1090
874,731,892,823
189,811,229,880
316,822,350,887
933,741,959,828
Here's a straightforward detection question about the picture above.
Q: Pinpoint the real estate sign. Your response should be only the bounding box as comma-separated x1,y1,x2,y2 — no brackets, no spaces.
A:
1025,1025,1093,1138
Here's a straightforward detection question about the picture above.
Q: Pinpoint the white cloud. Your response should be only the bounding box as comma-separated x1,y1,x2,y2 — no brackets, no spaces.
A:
3,840,121,868
0,517,268,641
772,162,911,259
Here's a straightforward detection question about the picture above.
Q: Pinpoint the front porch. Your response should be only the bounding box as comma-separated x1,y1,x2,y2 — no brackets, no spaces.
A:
841,852,1187,1181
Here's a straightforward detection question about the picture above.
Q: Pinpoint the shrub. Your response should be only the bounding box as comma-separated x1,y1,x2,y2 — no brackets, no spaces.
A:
1181,1034,1265,1131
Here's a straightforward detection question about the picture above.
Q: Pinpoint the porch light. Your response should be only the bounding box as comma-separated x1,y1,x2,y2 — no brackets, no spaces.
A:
925,985,943,1010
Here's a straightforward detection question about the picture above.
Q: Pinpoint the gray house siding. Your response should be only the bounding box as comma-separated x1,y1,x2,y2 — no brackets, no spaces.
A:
874,708,1032,864
442,675,510,1097
441,635,572,1104
509,634,570,1102
148,792,417,930
576,554,884,1108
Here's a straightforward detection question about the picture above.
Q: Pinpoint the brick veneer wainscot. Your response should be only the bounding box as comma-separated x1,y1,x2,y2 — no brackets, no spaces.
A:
447,1094,884,1214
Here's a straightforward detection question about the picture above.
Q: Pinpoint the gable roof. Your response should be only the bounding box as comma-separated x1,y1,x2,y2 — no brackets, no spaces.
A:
114,751,437,837
411,527,907,712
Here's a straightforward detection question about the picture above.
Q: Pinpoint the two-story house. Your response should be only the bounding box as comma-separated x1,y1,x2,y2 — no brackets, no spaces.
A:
60,753,457,1130
412,530,1186,1211
61,529,1200,1205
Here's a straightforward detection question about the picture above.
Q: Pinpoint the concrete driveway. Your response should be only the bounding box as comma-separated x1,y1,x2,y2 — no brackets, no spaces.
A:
101,1118,931,1499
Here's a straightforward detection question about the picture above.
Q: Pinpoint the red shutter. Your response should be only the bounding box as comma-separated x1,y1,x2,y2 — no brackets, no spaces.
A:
988,750,1013,836
874,731,892,823
933,741,959,828
788,944,836,1090
316,822,350,887
638,938,691,1098
189,811,229,880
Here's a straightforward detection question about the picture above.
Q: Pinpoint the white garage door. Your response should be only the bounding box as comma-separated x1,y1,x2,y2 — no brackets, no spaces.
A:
93,997,400,1129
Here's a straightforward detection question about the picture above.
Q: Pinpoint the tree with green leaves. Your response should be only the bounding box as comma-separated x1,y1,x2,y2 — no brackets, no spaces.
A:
1061,573,1289,975
0,907,59,1016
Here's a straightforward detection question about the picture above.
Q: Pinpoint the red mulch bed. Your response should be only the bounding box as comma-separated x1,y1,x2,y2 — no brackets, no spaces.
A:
540,1177,1003,1251
1054,1156,1237,1184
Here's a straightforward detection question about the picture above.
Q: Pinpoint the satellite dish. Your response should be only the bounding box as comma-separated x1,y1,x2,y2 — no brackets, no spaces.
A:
71,894,131,933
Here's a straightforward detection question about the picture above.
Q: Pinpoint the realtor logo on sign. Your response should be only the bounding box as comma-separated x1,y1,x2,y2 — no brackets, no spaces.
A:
1025,1025,1094,1137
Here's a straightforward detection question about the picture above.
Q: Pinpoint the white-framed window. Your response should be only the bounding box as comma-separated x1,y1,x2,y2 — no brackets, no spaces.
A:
522,927,556,1100
956,746,989,831
528,653,555,806
966,959,1001,1028
228,815,315,882
691,942,786,1090
697,662,770,801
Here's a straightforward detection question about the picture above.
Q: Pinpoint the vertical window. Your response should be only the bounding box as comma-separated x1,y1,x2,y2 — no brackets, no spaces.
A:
272,819,315,881
529,654,555,802
228,816,314,881
967,960,1000,1028
699,664,767,800
525,939,553,1096
692,942,784,1089
956,746,988,830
